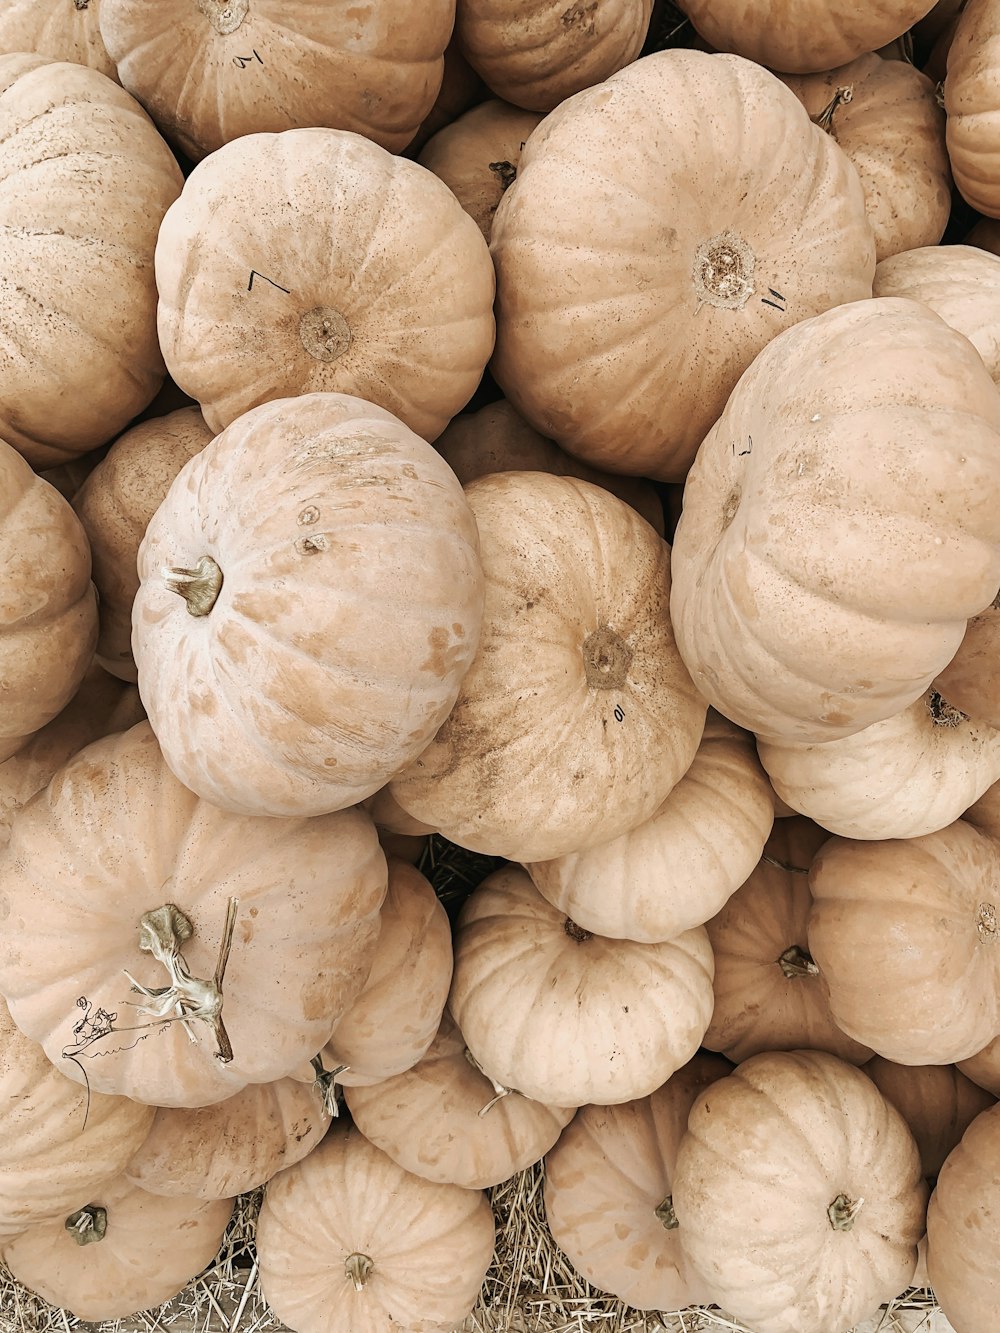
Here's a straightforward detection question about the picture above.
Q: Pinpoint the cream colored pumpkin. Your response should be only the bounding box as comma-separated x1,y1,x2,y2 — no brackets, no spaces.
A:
944,0,1000,217
957,1035,1000,1096
0,0,116,79
406,36,487,155
863,1056,996,1178
933,605,1000,728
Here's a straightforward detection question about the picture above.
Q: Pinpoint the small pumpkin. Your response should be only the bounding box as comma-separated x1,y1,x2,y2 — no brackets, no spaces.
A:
0,0,116,79
957,1034,1000,1096
932,604,1000,729
967,215,1000,256
944,0,1000,217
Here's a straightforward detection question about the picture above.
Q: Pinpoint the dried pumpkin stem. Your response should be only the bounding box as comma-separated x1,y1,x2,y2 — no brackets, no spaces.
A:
655,1195,679,1230
812,85,854,135
927,689,968,728
65,1204,107,1246
564,918,593,942
828,1192,864,1231
345,1252,374,1291
488,160,518,192
162,554,223,617
761,854,809,875
309,1054,350,1117
777,944,820,979
464,1047,515,1115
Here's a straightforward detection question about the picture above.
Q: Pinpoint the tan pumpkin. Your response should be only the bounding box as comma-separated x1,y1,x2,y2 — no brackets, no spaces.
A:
757,686,1000,840
0,721,387,1107
703,818,873,1065
257,1121,496,1333
456,0,653,112
932,604,1000,728
124,1076,329,1200
863,1056,996,1179
490,47,874,481
73,406,213,682
874,244,1000,383
543,1052,730,1311
154,130,495,442
391,472,705,861
779,53,950,262
0,1175,233,1321
944,0,1000,217
678,0,939,73
926,1103,1000,1332
98,0,455,160
0,442,99,762
418,98,543,240
344,1009,575,1188
957,1034,1000,1096
524,712,774,943
670,297,1000,745
132,393,484,818
405,36,488,155
967,215,1000,256
0,1000,154,1241
0,55,182,467
0,0,115,79
433,398,665,533
671,1049,927,1333
361,786,437,839
807,819,1000,1064
447,865,715,1107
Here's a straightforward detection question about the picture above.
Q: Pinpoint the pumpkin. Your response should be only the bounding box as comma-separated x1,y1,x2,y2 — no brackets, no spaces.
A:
0,0,116,79
957,1035,1000,1096
543,1052,730,1311
73,406,213,682
757,686,1000,840
405,36,488,155
418,98,543,240
807,819,1000,1065
0,999,154,1241
432,398,665,533
98,0,455,160
447,865,715,1107
0,55,182,467
779,53,950,263
390,472,705,862
874,244,1000,384
361,786,436,839
456,0,653,112
132,393,484,819
967,215,1000,256
489,48,874,481
932,606,1000,729
670,297,1000,745
678,0,940,73
944,0,1000,218
703,818,873,1065
0,441,99,762
0,721,387,1107
926,1102,1000,1332
671,1049,927,1333
124,1076,329,1200
0,1174,233,1321
344,1009,575,1188
257,1121,496,1333
154,129,495,442
524,711,774,943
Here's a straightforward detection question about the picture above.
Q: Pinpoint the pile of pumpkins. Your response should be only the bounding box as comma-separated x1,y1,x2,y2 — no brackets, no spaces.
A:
5,0,1000,1330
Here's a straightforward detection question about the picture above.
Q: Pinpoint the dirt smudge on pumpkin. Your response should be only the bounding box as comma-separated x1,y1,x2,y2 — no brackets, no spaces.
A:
421,626,466,680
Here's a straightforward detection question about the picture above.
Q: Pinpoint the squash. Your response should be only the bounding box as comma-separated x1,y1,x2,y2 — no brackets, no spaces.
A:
670,297,1000,744
0,1175,233,1321
257,1121,496,1333
957,1035,1000,1096
0,441,99,762
944,0,1000,217
98,0,455,160
703,818,873,1065
447,865,715,1107
489,47,874,481
671,1049,928,1333
807,819,1000,1064
73,406,213,682
0,54,182,467
132,393,484,818
405,37,488,155
0,0,115,79
967,215,1000,256
779,53,950,263
344,1009,575,1188
524,712,774,943
154,129,495,442
390,472,705,862
932,605,1000,729
543,1052,730,1310
0,721,387,1107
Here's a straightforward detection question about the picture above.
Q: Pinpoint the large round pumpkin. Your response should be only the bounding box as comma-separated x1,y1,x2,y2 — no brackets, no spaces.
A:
0,55,182,466
132,393,484,818
489,47,874,480
944,0,1000,218
0,0,116,78
670,297,1000,744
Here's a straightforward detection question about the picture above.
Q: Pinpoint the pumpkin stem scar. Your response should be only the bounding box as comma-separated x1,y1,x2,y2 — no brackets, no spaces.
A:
309,1053,349,1117
811,85,854,136
582,624,633,689
926,688,967,728
827,1192,864,1230
162,554,223,616
777,943,820,979
122,897,239,1063
196,0,249,35
345,1252,375,1291
299,306,352,362
978,902,999,942
464,1047,515,1115
692,231,756,310
65,1203,108,1245
655,1194,679,1230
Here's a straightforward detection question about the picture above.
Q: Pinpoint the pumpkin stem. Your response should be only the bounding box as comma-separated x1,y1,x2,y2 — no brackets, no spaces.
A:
812,85,854,135
122,897,239,1063
564,917,593,943
828,1192,864,1231
927,689,968,728
655,1194,679,1230
582,624,633,689
488,160,518,193
309,1054,349,1117
162,554,223,617
777,944,820,978
761,854,810,875
65,1204,107,1246
299,307,352,363
692,230,756,310
978,902,999,942
464,1047,515,1115
345,1252,374,1291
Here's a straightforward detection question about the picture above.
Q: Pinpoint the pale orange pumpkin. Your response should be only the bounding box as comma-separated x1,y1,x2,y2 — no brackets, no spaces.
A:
405,37,488,155
967,215,1000,256
0,721,387,1107
957,1034,1000,1096
98,0,455,160
0,55,182,467
154,130,495,442
944,0,1000,217
932,605,1000,728
132,393,484,818
862,1056,995,1178
0,0,116,78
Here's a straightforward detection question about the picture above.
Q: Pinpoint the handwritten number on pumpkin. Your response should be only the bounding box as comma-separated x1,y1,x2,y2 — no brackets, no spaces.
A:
233,50,264,68
247,270,290,294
